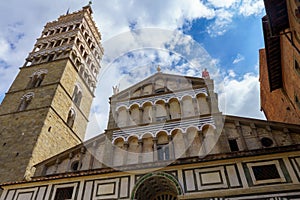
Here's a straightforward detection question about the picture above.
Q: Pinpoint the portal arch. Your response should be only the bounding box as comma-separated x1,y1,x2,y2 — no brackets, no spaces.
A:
131,172,183,200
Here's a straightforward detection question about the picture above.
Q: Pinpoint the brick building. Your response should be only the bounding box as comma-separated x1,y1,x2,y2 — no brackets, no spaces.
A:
260,0,300,124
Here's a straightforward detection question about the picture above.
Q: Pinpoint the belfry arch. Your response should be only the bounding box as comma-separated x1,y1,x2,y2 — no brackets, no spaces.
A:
131,172,183,200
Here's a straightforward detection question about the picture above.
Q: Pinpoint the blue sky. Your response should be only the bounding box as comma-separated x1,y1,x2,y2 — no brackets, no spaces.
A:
0,0,266,139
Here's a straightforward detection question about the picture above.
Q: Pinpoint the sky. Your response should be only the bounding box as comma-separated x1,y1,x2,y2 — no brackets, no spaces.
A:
0,0,266,140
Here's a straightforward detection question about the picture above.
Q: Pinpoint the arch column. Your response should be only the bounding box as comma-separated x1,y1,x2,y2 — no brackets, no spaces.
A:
165,103,171,120
179,100,184,118
126,109,130,126
192,97,199,116
138,139,143,163
198,130,206,157
152,105,157,123
182,133,190,157
123,142,129,165
153,137,158,161
139,108,144,124
168,135,175,160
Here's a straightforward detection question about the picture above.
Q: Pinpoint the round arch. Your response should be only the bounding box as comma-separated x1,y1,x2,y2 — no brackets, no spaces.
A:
131,172,183,200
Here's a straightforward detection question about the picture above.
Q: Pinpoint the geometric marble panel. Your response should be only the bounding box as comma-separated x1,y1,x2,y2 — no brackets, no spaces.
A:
184,170,196,192
93,178,119,200
290,156,300,182
225,165,241,187
195,166,228,190
246,160,286,185
14,188,38,200
119,177,130,198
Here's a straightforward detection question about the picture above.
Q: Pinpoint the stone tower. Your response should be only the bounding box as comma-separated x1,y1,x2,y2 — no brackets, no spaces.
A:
0,5,103,183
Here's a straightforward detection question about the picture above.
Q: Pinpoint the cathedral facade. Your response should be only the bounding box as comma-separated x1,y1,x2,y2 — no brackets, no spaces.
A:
1,1,300,200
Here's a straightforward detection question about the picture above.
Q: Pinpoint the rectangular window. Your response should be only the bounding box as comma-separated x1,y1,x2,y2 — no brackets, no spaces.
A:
252,164,280,181
54,187,74,200
228,139,239,152
157,145,169,160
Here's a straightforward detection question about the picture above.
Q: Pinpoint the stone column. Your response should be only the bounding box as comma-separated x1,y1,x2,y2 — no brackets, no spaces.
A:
168,135,175,160
192,98,199,116
139,108,144,124
179,100,184,118
126,109,130,126
152,105,157,123
153,137,158,161
123,142,129,165
182,133,190,157
138,139,143,163
198,131,206,157
165,103,171,120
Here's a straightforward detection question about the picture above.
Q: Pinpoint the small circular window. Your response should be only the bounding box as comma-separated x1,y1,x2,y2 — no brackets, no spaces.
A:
261,137,274,147
71,160,80,171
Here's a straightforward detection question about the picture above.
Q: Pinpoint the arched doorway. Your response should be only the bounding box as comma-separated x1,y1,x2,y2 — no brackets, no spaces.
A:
131,172,183,200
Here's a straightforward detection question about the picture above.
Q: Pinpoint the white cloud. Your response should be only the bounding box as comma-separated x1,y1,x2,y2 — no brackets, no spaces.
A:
206,9,233,37
239,0,265,17
205,0,265,36
233,53,245,64
218,71,265,119
207,0,239,8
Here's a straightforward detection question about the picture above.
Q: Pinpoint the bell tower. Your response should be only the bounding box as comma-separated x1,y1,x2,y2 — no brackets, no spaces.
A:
0,5,103,182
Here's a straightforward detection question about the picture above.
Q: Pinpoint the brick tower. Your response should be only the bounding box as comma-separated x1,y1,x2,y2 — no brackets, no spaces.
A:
0,5,103,183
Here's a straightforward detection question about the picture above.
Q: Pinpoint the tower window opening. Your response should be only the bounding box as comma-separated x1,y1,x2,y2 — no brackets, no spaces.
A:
42,55,48,61
228,139,239,151
91,44,95,51
48,54,54,62
18,92,34,111
83,52,88,60
62,38,68,45
27,69,47,88
84,32,89,39
72,85,82,107
54,40,61,47
80,45,84,53
70,36,75,43
67,108,76,128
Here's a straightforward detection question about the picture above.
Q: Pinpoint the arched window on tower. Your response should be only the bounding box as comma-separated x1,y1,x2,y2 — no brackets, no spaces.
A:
72,84,82,107
27,69,48,88
18,92,34,111
67,108,76,128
